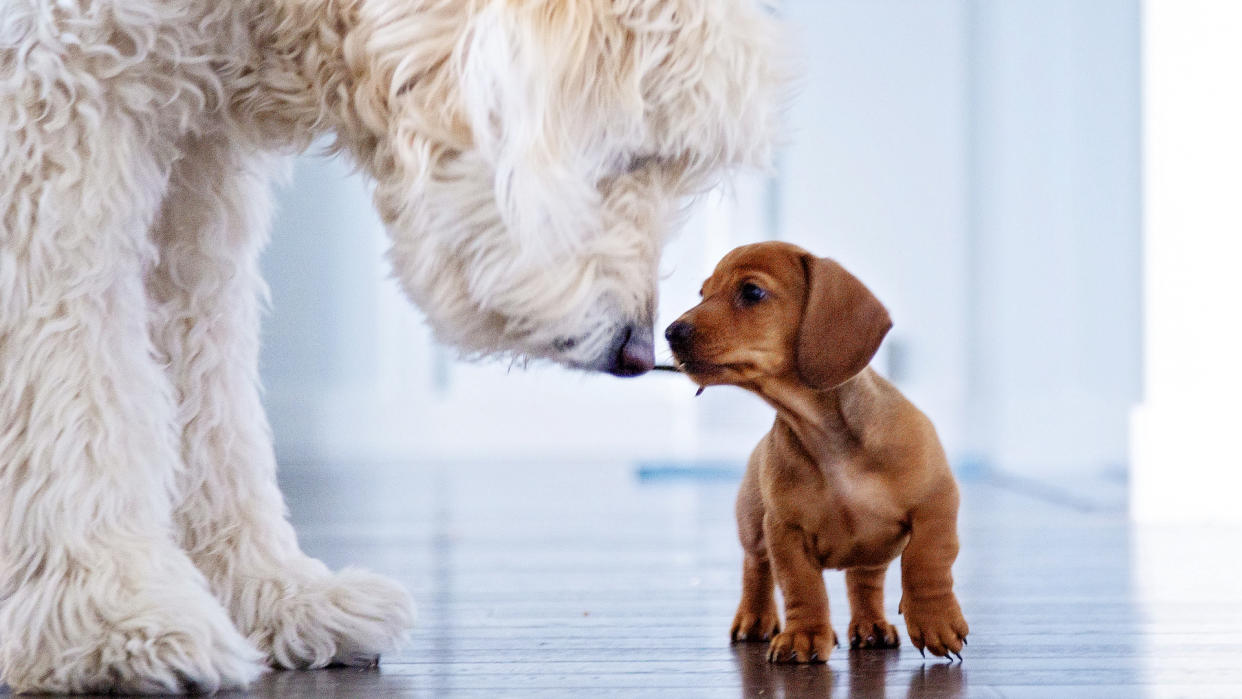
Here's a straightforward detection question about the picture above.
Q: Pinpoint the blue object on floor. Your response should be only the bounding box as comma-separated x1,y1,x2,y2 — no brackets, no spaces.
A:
635,460,745,482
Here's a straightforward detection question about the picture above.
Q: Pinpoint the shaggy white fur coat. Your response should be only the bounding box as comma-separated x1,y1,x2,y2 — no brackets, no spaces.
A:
0,0,780,693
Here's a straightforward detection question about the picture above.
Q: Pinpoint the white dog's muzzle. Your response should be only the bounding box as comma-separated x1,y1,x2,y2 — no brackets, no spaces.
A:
596,322,654,377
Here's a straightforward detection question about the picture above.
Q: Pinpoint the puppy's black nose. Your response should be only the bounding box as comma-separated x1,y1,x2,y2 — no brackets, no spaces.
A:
664,320,694,351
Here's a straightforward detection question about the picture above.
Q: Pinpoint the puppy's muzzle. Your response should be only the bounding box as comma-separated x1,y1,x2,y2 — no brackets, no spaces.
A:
664,319,695,360
665,320,693,349
604,323,654,377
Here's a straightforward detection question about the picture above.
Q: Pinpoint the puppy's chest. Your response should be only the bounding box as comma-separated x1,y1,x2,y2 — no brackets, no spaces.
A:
764,458,909,570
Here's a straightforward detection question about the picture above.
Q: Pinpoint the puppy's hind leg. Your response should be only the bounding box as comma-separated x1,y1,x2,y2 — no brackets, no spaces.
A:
732,553,782,643
845,565,900,649
730,455,780,642
150,134,414,670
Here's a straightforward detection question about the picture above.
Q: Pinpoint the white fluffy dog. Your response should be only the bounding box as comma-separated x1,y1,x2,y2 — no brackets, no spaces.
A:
0,0,780,693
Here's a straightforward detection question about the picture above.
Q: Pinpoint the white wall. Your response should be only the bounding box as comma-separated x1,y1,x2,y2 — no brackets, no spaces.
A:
1130,0,1242,522
964,0,1142,479
260,1,1143,484
778,0,971,460
777,0,1142,481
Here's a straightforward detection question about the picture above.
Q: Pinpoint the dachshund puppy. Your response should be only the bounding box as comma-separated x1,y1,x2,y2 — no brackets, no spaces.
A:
666,242,968,663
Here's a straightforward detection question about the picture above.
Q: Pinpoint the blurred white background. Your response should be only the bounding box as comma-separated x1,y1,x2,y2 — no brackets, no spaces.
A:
260,0,1218,514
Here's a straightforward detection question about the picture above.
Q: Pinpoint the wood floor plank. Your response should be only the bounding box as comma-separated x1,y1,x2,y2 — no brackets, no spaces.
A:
3,460,1241,696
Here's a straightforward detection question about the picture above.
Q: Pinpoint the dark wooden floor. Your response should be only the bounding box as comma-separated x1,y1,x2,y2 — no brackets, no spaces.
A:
265,460,1242,698
9,460,1242,697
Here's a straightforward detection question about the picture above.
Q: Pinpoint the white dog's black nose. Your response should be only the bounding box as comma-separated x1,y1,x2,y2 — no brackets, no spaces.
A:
608,324,654,377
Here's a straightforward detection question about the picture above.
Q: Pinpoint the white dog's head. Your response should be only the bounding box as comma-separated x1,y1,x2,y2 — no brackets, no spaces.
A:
346,0,784,375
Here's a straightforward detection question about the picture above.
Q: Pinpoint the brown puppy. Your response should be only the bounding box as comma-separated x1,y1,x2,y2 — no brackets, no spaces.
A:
665,241,968,663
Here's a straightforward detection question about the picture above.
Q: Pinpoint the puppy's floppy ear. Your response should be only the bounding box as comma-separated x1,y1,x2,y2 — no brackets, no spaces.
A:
796,256,893,390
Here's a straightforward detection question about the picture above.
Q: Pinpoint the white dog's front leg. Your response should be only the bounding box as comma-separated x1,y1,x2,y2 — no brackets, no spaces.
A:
150,135,414,670
0,129,265,693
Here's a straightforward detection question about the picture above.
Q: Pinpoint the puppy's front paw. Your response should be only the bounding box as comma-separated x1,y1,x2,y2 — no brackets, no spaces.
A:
766,626,836,663
847,616,899,649
730,604,781,642
900,594,968,659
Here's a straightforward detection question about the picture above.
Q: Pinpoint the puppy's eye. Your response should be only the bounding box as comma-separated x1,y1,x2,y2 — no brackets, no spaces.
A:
553,337,578,352
739,282,767,304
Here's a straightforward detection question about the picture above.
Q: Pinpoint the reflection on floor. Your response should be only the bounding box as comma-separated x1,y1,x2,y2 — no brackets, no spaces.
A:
3,460,1236,697
253,460,1242,697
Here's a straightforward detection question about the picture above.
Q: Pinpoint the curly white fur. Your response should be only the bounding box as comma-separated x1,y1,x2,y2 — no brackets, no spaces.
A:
0,0,781,693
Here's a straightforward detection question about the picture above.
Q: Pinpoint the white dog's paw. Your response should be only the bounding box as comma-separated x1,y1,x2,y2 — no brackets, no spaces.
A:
235,566,415,669
0,569,265,694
